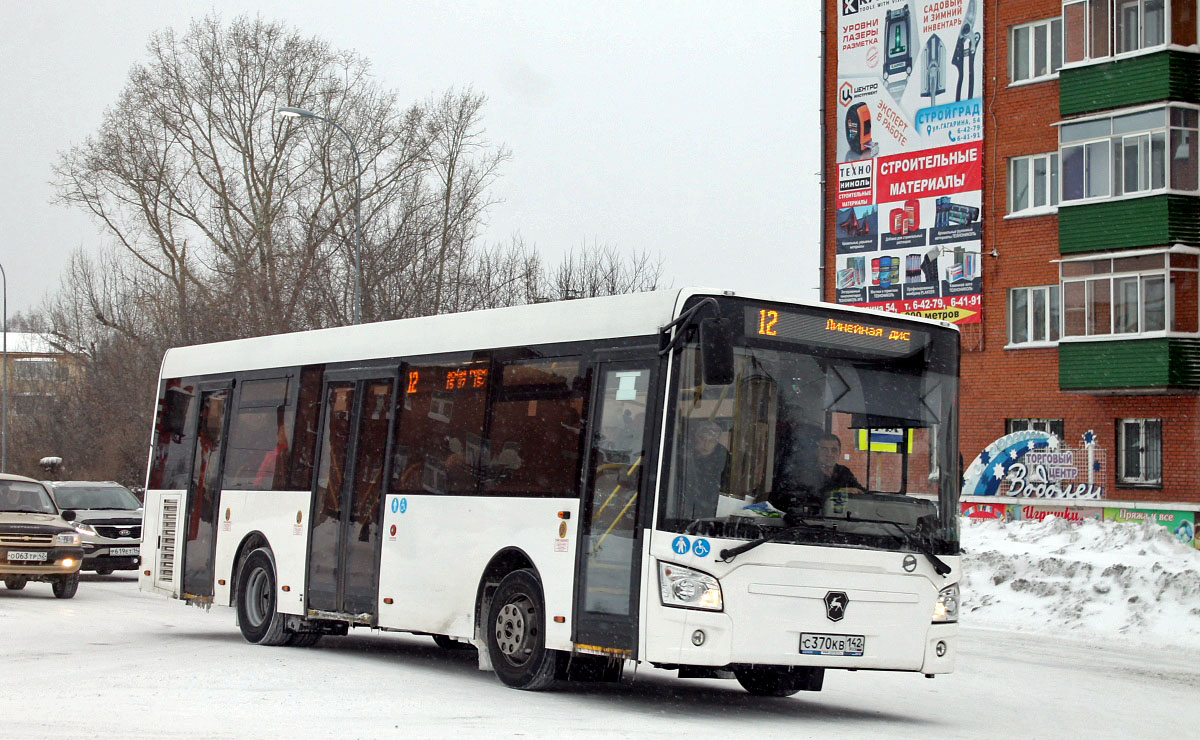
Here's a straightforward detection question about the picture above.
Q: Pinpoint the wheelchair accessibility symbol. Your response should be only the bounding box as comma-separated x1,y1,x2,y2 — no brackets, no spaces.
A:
693,538,711,558
399,498,408,514
671,535,691,555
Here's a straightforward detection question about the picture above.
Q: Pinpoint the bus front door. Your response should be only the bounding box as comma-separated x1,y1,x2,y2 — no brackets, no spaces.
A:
307,373,396,618
181,383,232,601
574,362,655,656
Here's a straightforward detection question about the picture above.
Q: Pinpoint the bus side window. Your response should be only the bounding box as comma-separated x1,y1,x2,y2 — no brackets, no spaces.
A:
482,358,588,497
390,355,488,496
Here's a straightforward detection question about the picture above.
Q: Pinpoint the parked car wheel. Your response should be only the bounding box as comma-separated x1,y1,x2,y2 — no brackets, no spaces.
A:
4,576,28,590
52,573,80,599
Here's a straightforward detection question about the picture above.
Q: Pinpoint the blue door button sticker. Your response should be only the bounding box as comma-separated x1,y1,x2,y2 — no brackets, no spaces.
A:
390,497,400,514
693,538,711,557
672,535,691,555
399,498,408,514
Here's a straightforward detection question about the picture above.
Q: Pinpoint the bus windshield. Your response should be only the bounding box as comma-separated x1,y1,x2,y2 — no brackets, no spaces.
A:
659,302,959,555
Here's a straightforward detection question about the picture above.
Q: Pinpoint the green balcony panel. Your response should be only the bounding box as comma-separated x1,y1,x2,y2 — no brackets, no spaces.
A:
1059,338,1200,390
1058,195,1200,253
1060,51,1200,116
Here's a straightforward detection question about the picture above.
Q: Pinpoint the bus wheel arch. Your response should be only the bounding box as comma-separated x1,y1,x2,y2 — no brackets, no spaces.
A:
473,547,536,643
229,531,270,607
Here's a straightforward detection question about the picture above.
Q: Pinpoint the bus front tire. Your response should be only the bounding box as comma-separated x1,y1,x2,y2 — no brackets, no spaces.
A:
4,576,28,590
485,569,558,690
236,548,291,646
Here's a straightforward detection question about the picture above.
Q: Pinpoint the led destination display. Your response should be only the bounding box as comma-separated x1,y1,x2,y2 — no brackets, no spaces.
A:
744,306,930,357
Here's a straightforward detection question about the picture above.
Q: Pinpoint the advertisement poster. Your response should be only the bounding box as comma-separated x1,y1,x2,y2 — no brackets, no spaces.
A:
961,502,1009,520
835,0,984,324
1104,508,1197,549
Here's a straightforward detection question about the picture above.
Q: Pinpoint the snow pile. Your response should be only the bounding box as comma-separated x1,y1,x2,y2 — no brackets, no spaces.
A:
961,516,1200,651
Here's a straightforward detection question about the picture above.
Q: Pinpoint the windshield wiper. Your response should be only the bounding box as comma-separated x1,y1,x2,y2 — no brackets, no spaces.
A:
717,516,836,562
3,509,53,515
840,516,951,577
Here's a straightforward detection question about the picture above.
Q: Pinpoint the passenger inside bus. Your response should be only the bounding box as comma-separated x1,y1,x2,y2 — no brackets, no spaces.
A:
676,420,730,520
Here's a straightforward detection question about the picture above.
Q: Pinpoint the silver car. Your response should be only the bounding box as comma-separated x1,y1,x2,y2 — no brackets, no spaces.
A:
45,481,143,575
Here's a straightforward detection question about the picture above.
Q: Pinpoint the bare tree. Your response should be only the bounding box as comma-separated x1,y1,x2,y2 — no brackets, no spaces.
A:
42,13,666,484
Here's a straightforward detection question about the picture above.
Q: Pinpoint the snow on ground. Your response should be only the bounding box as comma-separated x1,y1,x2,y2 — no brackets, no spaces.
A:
4,517,1200,738
961,516,1200,651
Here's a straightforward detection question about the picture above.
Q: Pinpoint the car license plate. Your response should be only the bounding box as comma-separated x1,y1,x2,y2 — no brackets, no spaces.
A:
7,550,48,562
109,547,139,556
800,632,864,657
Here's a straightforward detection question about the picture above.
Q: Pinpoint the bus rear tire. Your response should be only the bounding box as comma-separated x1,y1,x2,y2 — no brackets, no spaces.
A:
485,569,559,690
734,666,823,697
236,548,291,646
286,632,322,648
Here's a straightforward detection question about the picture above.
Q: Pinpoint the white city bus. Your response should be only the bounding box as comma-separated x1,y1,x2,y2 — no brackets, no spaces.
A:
139,288,960,694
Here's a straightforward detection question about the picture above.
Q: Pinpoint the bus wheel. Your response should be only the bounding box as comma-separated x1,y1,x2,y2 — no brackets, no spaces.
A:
236,548,291,646
734,666,814,697
4,576,28,590
52,573,80,599
486,569,558,690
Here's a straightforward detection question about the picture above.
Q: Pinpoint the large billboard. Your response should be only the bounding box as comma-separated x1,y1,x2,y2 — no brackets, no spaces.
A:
834,0,984,324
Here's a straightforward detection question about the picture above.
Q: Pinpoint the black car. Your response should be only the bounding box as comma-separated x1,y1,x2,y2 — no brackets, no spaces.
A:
45,481,143,575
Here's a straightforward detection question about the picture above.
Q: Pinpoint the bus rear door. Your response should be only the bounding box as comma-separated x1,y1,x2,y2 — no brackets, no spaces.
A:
306,369,397,618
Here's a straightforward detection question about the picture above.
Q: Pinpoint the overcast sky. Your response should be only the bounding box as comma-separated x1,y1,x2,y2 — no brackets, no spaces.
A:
0,1,820,317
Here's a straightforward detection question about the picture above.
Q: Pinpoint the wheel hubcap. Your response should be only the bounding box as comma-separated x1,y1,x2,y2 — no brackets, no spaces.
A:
494,595,537,666
245,567,271,627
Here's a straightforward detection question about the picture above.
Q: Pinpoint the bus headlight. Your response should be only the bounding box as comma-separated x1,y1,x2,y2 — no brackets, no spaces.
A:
54,532,82,546
658,562,722,611
932,583,959,623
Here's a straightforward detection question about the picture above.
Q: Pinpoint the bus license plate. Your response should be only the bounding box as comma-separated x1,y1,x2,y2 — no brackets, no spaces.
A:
109,547,139,556
8,551,48,562
800,632,864,657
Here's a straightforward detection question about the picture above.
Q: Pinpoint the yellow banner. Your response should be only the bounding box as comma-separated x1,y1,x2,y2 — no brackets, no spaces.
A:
903,306,978,323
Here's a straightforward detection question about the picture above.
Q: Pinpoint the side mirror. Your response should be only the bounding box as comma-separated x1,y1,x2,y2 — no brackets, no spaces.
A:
699,318,735,386
60,510,77,522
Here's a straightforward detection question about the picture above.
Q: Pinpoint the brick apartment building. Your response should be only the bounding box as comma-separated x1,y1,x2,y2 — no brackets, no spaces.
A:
823,0,1200,504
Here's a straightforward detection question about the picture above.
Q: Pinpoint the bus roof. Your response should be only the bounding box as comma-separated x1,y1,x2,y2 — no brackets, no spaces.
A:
158,287,957,378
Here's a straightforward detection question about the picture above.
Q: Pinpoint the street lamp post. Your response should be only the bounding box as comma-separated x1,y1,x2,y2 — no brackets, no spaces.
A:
1,260,7,472
276,106,364,325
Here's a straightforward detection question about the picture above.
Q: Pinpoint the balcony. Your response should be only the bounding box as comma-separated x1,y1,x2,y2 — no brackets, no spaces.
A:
1059,337,1200,391
1059,50,1199,117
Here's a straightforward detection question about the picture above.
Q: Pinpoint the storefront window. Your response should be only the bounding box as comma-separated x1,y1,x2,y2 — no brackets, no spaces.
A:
1117,418,1161,486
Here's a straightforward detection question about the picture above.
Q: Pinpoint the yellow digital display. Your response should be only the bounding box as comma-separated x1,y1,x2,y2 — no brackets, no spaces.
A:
824,318,912,342
757,309,779,336
445,367,488,390
743,305,928,357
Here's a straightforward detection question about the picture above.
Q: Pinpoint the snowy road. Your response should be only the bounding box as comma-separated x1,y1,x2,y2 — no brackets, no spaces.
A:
2,574,1195,739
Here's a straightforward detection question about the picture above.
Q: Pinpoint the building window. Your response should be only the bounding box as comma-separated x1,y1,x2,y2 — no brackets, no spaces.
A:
1010,18,1063,84
1060,105,1200,204
1009,153,1060,213
1060,250,1199,338
1007,418,1066,440
1063,0,1167,64
1008,285,1061,345
1117,418,1161,486
12,358,69,381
